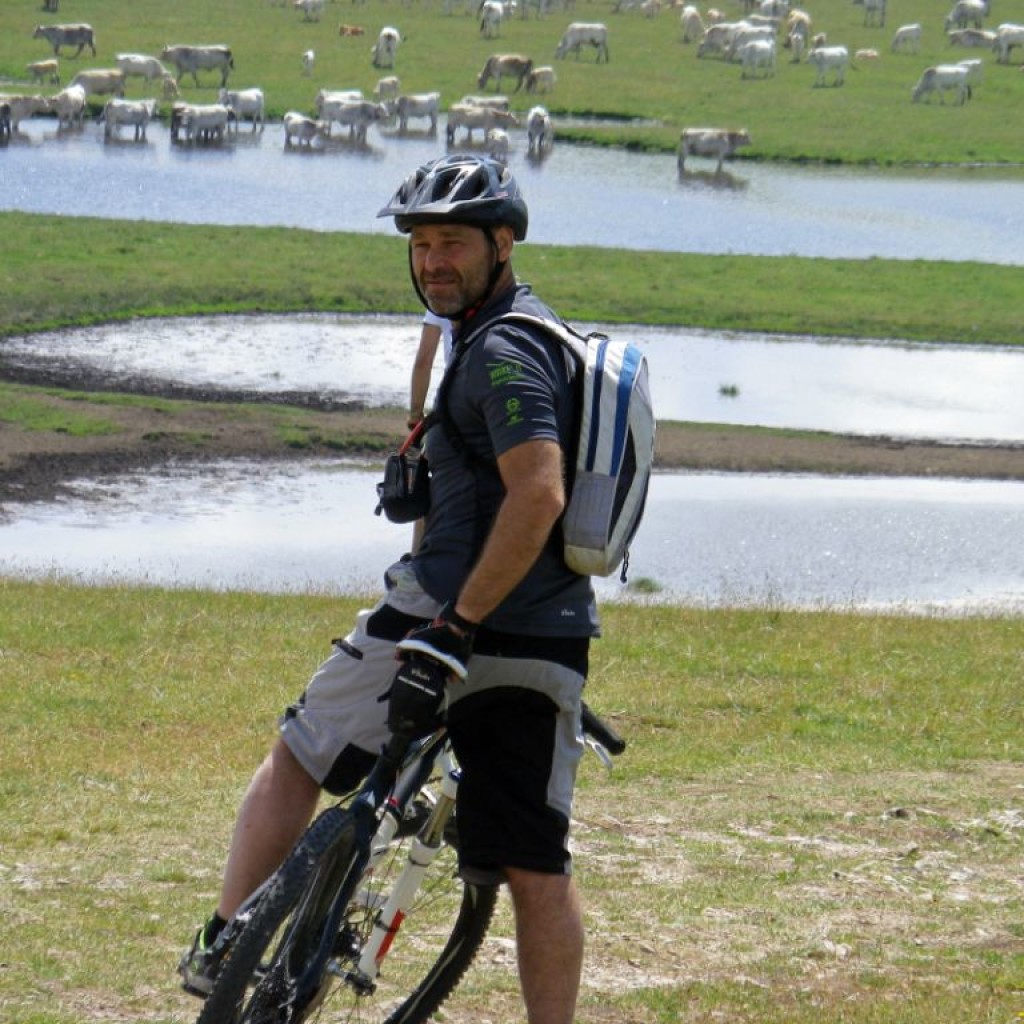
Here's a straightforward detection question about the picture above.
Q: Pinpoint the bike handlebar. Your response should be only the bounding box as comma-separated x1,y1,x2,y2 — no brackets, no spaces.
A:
581,700,627,756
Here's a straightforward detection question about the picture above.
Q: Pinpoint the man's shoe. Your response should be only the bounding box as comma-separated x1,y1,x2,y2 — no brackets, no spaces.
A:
178,923,230,998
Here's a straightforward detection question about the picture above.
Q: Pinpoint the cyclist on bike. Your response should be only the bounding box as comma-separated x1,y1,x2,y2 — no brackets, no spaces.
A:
180,154,599,1024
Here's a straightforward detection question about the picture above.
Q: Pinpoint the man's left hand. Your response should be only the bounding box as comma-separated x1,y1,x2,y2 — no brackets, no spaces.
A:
395,603,477,681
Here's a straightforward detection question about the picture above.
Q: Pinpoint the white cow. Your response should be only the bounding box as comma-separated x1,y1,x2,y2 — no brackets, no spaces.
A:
862,0,886,28
445,102,518,144
524,65,556,93
477,54,534,92
68,69,127,98
486,126,510,160
806,45,850,85
395,91,440,132
911,63,972,102
726,25,776,62
526,104,553,155
697,21,742,58
218,87,265,131
0,93,53,131
680,5,706,42
993,23,1024,63
374,75,401,103
480,0,504,38
890,23,922,53
302,50,315,76
51,84,86,128
161,45,234,88
283,110,327,147
459,94,511,111
27,59,61,85
32,23,96,57
946,27,996,46
371,27,401,69
677,127,751,172
944,0,987,31
739,38,776,77
176,103,236,142
554,23,610,62
115,54,171,82
293,0,324,21
102,97,158,140
323,99,389,142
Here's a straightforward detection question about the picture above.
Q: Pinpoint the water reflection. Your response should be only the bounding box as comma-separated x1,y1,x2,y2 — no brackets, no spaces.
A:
2,462,1022,613
5,315,1023,442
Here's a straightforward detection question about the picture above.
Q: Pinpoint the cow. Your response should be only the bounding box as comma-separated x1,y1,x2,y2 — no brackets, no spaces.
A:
338,24,366,37
697,21,742,58
486,126,510,160
328,99,389,142
726,25,776,62
890,23,922,53
680,5,706,43
115,54,171,82
283,110,328,147
806,45,850,85
944,0,987,31
912,63,972,102
314,89,365,126
51,83,86,128
27,59,61,85
175,103,237,142
677,127,751,173
371,27,401,69
32,23,96,58
68,68,126,98
739,38,776,77
554,22,610,62
445,102,518,144
526,104,553,156
218,87,265,131
373,75,401,103
993,23,1024,63
395,91,440,132
160,45,234,87
459,94,510,111
524,65,557,93
0,93,53,131
102,97,158,140
477,53,534,91
863,0,886,28
293,0,324,21
946,27,996,46
480,0,504,38
302,50,315,77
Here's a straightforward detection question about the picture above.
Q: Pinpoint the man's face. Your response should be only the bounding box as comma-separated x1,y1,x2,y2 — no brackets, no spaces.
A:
409,222,512,319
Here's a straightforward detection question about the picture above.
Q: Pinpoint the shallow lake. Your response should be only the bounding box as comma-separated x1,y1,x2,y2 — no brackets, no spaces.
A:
2,462,1021,613
5,314,1023,443
4,119,1024,263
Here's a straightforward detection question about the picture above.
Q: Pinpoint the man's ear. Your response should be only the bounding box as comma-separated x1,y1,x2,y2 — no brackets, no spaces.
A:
492,224,515,263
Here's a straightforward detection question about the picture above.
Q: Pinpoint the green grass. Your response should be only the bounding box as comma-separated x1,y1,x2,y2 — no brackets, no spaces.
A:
3,0,1024,163
0,580,1021,1023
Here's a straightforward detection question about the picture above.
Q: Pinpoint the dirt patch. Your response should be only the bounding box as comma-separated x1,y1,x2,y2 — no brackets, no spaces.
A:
1,379,1022,507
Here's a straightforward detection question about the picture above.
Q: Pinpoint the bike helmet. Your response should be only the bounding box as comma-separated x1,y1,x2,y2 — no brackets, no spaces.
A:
378,154,529,241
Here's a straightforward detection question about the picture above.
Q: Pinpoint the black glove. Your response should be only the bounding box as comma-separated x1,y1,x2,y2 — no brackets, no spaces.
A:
395,602,477,682
386,655,449,739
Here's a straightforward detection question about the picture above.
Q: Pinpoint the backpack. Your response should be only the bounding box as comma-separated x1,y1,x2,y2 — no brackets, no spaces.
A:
446,312,656,582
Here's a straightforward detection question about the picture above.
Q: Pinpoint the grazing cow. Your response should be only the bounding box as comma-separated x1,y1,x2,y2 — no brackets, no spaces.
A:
486,126,509,160
0,93,53,131
32,23,96,58
944,0,987,31
784,9,811,43
294,0,324,21
890,23,922,53
526,104,553,155
524,65,557,93
445,102,518,144
739,38,776,77
283,110,327,147
218,87,265,131
477,54,534,91
806,45,850,85
677,127,751,172
102,97,157,140
395,91,440,132
160,45,234,87
338,24,365,37
697,21,741,58
115,53,171,82
946,27,995,46
912,63,972,102
27,59,61,85
371,27,401,69
863,0,886,28
993,23,1024,62
554,23,610,62
788,29,805,61
176,103,237,142
726,25,775,62
302,50,315,76
68,68,126,98
51,83,86,127
680,5,705,42
374,75,401,103
480,0,504,39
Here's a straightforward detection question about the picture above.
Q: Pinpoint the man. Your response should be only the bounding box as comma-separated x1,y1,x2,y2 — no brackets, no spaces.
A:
179,154,598,1024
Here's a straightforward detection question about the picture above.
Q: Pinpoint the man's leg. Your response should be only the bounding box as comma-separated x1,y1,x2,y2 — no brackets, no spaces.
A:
506,866,584,1024
217,738,321,920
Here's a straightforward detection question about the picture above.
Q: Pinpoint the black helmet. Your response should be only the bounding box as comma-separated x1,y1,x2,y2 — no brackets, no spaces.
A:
377,154,528,241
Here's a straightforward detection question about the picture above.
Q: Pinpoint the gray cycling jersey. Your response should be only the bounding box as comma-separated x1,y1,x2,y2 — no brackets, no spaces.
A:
412,284,599,637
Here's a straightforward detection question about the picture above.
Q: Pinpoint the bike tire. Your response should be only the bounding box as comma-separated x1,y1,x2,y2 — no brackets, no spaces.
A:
196,805,499,1024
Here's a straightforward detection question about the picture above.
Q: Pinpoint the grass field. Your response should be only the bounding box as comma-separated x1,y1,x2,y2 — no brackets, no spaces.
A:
3,0,1024,163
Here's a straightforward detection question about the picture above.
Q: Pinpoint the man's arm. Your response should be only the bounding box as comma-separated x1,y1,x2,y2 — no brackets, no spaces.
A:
453,437,565,625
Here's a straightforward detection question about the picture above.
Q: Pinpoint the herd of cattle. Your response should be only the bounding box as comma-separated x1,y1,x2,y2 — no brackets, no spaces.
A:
3,1,1023,164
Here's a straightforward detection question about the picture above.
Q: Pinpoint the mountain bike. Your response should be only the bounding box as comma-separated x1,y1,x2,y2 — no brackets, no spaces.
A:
194,701,626,1024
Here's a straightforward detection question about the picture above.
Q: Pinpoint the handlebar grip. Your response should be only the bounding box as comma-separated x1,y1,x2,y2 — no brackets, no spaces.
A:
581,700,626,756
